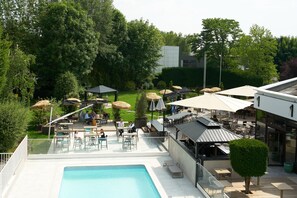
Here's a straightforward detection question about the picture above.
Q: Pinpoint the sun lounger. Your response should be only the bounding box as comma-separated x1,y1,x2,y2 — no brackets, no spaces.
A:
163,160,184,178
168,165,183,178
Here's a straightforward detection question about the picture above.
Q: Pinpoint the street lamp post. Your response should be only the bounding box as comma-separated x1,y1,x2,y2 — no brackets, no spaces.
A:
219,54,222,86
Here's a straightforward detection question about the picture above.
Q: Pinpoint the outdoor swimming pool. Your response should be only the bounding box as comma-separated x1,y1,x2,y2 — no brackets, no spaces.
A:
59,165,161,198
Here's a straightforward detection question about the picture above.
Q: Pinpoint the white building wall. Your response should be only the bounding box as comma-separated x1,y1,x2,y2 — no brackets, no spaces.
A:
156,46,179,73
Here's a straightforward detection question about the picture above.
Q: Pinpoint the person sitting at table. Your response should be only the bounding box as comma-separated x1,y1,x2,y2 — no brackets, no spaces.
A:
211,115,219,122
84,111,92,125
99,129,107,138
118,119,125,136
128,122,136,133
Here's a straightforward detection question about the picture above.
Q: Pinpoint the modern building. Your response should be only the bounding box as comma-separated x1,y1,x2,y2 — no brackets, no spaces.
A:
156,46,180,73
254,77,297,169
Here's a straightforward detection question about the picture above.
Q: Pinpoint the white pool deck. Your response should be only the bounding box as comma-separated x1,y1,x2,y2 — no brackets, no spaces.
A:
4,121,205,198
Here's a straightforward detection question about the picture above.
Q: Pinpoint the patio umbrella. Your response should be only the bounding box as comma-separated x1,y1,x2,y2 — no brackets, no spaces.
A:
146,92,161,101
31,100,53,139
211,87,221,92
63,98,81,106
88,98,107,103
159,89,173,95
156,98,166,111
172,85,182,90
217,85,257,97
168,93,252,112
149,100,156,121
156,98,167,132
31,100,51,109
112,101,131,109
200,88,214,93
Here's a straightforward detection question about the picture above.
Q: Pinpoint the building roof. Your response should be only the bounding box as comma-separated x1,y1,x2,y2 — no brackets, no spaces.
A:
175,117,241,143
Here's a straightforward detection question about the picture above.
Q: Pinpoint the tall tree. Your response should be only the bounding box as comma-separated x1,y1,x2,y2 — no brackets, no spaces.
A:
228,25,278,84
191,18,242,67
275,36,297,72
0,24,11,95
1,47,35,105
0,0,47,54
74,0,113,54
36,1,99,97
161,31,191,56
88,8,128,89
280,58,297,80
124,19,163,88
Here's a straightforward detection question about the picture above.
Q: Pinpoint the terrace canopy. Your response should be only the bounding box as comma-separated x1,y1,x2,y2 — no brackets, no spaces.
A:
216,85,257,98
168,93,252,112
85,85,118,101
175,117,241,159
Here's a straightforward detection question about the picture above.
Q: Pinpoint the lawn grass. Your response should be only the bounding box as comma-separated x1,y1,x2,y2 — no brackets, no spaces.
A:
27,89,198,138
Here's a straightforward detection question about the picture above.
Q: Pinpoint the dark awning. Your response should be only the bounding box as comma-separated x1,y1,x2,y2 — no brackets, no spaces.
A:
87,85,117,94
175,117,241,143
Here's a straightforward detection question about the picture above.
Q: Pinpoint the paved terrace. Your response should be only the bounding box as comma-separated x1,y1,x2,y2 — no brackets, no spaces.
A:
224,166,297,198
9,120,297,198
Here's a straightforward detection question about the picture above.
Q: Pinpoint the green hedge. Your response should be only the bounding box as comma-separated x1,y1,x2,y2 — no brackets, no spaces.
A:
156,67,263,89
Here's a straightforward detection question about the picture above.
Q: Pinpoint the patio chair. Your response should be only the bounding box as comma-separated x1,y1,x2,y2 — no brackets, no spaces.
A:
208,176,224,196
73,137,83,150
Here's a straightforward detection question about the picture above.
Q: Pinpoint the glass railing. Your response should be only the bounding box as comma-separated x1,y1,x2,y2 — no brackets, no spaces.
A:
28,135,168,155
196,163,228,198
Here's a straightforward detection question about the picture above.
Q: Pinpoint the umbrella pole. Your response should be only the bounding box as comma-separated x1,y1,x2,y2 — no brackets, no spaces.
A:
48,106,53,139
151,111,154,122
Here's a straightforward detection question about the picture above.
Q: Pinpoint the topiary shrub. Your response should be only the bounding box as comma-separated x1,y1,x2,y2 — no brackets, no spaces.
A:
134,91,148,127
229,138,268,194
156,80,166,89
0,101,30,152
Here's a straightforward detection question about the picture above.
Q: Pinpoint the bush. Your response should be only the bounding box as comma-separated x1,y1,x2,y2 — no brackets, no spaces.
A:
0,101,30,152
125,81,136,91
156,80,166,89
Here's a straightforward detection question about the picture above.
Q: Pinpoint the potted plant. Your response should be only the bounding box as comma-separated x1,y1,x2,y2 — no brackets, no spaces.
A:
134,91,148,128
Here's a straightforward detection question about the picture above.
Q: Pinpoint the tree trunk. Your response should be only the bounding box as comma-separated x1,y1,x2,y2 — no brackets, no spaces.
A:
244,176,251,194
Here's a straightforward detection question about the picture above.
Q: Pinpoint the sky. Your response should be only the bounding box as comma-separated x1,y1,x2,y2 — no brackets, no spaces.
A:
113,0,297,37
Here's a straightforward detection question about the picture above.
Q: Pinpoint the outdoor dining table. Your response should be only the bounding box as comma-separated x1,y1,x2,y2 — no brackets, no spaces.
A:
214,168,231,180
272,182,293,198
83,132,99,150
122,133,137,150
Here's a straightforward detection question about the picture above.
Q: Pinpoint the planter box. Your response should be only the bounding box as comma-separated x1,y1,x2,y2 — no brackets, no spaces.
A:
41,126,55,135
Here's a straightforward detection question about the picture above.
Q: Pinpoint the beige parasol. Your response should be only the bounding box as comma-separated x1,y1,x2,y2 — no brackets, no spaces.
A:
146,92,161,101
159,89,173,95
63,98,81,106
210,87,222,92
66,98,81,103
112,101,131,109
31,100,51,109
172,85,182,90
200,88,214,93
89,98,105,102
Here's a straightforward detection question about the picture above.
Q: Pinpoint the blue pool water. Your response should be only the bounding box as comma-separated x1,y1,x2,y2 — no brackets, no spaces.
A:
59,165,161,198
